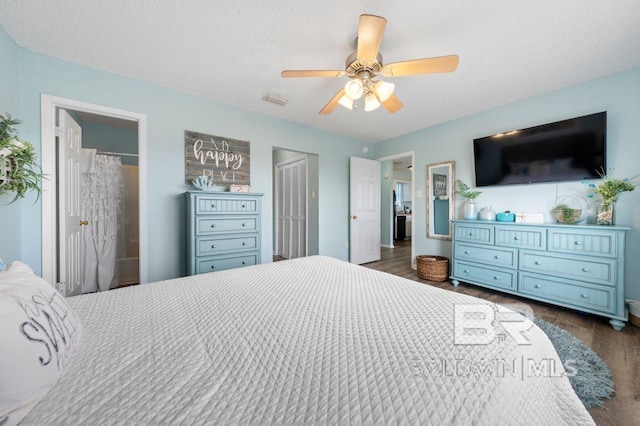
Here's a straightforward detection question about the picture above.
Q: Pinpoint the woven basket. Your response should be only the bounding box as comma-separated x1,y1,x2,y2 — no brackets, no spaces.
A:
416,255,449,282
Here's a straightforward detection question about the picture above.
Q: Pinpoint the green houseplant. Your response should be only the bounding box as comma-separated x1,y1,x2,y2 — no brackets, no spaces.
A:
0,113,43,203
455,179,482,220
584,170,637,225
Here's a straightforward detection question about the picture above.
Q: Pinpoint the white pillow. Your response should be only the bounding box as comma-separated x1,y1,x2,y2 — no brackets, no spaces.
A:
0,263,82,426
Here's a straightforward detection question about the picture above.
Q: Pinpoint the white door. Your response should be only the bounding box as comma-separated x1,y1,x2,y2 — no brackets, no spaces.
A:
58,110,83,296
276,157,307,259
350,156,381,264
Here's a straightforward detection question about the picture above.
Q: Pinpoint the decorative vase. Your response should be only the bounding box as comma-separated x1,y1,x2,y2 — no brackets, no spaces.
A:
478,206,496,221
596,200,615,226
463,199,478,220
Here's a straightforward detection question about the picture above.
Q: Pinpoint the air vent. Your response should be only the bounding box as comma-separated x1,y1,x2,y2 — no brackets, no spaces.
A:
262,93,288,106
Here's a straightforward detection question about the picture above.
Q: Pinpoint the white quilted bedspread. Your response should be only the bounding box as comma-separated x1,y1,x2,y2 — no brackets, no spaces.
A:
23,256,593,425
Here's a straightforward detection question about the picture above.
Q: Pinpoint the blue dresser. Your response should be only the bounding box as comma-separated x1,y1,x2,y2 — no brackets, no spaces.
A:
450,220,629,330
186,191,263,275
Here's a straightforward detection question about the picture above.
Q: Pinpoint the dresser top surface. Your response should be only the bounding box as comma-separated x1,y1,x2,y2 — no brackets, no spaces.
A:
186,190,264,197
451,219,630,231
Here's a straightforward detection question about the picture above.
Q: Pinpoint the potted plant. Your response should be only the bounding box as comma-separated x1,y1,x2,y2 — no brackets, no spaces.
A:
583,170,637,225
0,113,43,203
455,179,482,220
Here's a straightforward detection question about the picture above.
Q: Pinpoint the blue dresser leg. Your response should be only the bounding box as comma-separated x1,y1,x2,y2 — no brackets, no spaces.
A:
452,280,459,287
609,319,626,331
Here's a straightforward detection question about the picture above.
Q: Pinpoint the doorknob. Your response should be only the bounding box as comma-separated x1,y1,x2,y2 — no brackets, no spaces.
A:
351,215,358,220
79,220,88,226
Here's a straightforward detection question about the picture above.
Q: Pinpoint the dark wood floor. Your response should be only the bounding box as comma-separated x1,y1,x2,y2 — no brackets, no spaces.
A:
364,243,640,426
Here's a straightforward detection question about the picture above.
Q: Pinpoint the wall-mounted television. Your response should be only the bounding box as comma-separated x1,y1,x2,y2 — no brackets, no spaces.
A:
473,112,606,187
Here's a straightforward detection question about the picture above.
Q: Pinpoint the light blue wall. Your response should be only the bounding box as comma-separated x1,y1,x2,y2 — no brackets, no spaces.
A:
0,26,22,264
5,32,373,282
374,67,640,300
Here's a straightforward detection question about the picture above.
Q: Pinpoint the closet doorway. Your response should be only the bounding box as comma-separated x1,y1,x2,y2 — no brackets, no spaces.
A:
41,95,147,295
273,148,319,260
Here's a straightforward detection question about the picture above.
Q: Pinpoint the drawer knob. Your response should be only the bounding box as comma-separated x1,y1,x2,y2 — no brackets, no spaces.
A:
464,250,470,254
211,265,216,270
211,204,216,208
242,223,246,227
463,269,470,274
582,268,590,273
242,242,246,246
574,241,582,246
534,261,542,265
242,261,246,265
494,255,500,259
534,284,542,288
211,244,216,248
581,294,589,298
493,276,500,280
242,204,246,208
514,236,519,241
468,232,474,236
211,224,216,228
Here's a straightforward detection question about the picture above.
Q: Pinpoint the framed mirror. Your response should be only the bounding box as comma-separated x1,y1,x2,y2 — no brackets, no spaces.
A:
426,161,455,240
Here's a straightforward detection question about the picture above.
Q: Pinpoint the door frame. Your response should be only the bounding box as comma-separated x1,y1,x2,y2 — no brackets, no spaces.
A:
377,151,415,268
274,154,308,258
40,94,148,285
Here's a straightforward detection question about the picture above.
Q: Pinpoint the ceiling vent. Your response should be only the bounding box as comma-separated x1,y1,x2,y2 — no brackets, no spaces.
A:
262,93,288,106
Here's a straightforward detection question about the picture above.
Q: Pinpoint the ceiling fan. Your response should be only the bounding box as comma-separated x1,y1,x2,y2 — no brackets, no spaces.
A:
281,14,459,115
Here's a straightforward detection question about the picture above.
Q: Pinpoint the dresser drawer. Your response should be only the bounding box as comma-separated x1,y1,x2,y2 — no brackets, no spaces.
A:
196,197,258,214
454,243,517,269
548,229,618,258
453,223,494,245
196,253,258,274
519,273,614,313
196,235,258,256
453,261,516,291
495,226,545,250
196,217,258,234
520,251,615,286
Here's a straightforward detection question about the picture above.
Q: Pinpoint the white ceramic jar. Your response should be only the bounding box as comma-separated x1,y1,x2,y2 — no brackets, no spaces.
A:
478,206,496,221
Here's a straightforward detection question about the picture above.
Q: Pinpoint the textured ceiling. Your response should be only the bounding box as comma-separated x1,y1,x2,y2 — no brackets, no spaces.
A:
1,0,639,142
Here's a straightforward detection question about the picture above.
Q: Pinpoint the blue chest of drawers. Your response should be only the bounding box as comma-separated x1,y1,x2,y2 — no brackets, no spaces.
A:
186,191,263,275
450,220,630,330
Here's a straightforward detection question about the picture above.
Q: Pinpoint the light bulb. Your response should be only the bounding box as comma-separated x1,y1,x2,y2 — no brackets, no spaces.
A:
364,92,381,111
344,79,364,100
374,81,395,101
338,95,354,110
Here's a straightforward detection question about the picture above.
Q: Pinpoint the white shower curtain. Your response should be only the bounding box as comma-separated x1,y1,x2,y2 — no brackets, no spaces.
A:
81,153,124,292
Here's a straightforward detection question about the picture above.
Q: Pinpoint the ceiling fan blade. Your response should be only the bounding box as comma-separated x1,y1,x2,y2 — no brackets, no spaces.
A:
380,94,403,113
357,14,387,61
382,55,459,77
281,70,347,78
319,88,346,115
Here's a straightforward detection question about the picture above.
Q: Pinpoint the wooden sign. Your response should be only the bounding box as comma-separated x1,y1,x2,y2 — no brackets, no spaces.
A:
185,130,250,186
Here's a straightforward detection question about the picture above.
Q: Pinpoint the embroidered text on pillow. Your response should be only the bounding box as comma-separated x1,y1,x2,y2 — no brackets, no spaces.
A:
18,289,81,372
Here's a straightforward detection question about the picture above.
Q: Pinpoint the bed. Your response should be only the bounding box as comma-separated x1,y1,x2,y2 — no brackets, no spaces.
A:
2,256,594,425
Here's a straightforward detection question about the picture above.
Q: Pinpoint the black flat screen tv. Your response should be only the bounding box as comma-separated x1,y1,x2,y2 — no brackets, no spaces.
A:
473,112,606,187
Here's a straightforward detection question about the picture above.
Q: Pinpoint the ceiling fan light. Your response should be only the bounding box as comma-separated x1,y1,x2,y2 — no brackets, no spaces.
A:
338,95,354,110
374,80,395,101
364,92,381,111
344,79,364,100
